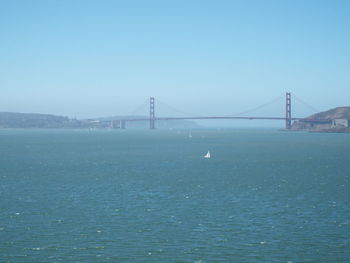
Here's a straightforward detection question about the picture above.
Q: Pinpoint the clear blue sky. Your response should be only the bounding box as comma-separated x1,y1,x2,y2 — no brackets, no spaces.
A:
1,0,349,121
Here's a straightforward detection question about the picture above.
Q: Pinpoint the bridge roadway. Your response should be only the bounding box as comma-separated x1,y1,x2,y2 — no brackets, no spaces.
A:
118,116,332,122
106,94,331,129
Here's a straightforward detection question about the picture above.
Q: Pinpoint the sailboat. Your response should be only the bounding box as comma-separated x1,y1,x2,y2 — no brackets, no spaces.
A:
203,150,211,159
188,131,193,138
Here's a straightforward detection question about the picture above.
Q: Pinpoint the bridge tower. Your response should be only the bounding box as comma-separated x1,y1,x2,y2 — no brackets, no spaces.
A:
150,97,155,129
285,92,292,129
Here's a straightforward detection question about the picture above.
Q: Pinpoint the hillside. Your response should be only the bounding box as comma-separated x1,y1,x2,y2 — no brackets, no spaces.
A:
308,107,350,119
291,107,350,132
0,112,72,128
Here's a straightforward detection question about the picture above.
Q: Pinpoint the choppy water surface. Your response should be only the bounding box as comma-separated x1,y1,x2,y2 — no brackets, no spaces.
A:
1,129,349,262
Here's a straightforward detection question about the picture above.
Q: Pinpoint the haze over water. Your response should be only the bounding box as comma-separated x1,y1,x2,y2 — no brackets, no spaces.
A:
1,129,349,262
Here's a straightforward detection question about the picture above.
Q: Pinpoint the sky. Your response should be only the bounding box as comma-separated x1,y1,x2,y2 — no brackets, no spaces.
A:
1,0,350,125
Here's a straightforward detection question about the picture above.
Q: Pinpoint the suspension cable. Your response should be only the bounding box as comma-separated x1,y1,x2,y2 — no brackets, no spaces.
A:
129,99,149,116
293,94,320,113
225,93,285,117
156,99,204,117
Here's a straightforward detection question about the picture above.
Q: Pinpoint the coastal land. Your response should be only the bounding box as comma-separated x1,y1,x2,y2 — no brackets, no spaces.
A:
291,107,350,133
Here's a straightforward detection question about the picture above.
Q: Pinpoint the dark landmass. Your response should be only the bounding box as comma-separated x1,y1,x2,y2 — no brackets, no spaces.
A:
291,107,350,133
0,112,198,129
0,112,74,128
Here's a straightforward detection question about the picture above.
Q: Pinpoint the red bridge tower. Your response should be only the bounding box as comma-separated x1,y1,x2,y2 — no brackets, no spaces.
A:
285,92,292,129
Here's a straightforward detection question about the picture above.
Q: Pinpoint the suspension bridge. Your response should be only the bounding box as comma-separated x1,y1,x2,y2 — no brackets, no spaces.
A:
107,92,331,130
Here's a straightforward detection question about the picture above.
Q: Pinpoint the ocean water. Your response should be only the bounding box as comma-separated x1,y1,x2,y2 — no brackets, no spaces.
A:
0,129,349,263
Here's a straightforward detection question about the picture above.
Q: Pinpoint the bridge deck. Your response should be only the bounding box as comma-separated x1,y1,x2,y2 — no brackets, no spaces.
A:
119,116,332,122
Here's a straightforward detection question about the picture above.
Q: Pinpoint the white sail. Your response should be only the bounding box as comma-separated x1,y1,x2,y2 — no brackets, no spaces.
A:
188,131,193,138
204,150,211,158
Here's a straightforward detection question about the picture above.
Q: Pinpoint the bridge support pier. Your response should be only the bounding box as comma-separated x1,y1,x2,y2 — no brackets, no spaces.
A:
110,120,118,129
150,97,155,129
285,92,292,129
120,120,126,129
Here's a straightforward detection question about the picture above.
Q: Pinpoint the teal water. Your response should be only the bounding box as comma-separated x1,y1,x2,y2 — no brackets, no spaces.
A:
0,129,349,263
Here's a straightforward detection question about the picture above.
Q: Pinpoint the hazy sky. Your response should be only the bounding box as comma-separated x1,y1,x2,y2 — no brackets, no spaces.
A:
1,0,349,121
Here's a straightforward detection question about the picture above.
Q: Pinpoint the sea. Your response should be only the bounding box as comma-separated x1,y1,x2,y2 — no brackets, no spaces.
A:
0,129,349,263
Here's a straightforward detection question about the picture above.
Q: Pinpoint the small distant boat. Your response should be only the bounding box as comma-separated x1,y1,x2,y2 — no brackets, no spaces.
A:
203,150,211,159
188,131,193,138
